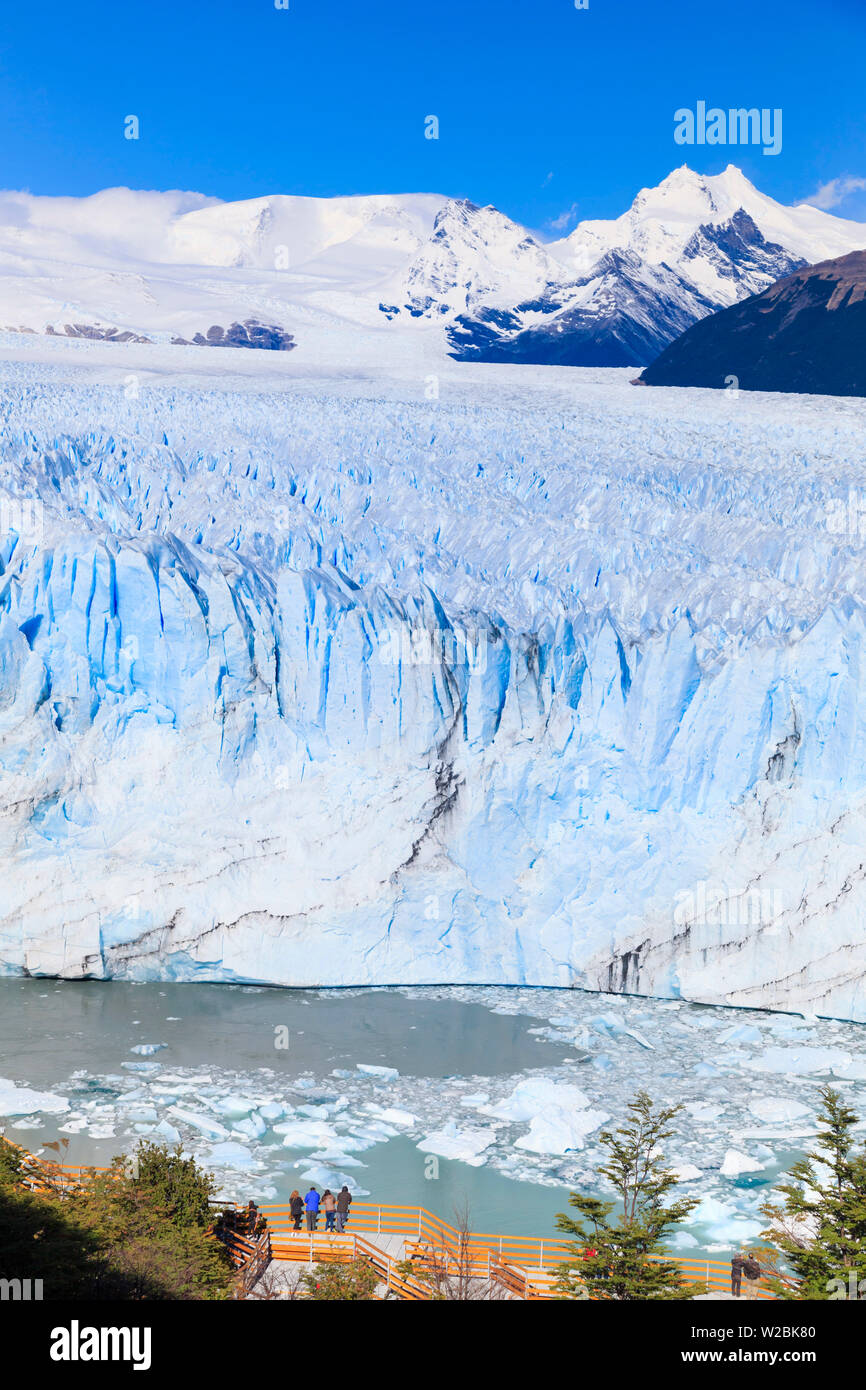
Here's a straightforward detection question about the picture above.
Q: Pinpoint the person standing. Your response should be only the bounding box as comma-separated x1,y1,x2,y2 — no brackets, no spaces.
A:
289,1189,304,1231
322,1189,337,1232
742,1252,763,1300
304,1185,320,1231
336,1184,352,1232
731,1252,746,1298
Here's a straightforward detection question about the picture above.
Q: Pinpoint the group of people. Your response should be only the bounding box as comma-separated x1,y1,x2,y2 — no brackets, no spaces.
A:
289,1184,352,1233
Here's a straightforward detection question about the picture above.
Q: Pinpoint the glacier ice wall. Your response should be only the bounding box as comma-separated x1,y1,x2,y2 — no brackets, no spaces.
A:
2,360,866,1019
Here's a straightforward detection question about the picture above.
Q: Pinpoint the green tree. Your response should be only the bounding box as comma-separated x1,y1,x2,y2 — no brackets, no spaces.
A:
131,1141,218,1229
303,1257,379,1300
554,1090,702,1300
761,1086,866,1301
0,1140,233,1300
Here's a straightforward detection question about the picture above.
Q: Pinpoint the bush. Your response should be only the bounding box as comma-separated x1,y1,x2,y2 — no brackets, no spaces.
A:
303,1257,379,1300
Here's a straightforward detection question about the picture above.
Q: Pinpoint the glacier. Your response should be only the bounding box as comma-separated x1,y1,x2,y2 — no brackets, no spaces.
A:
2,344,866,1018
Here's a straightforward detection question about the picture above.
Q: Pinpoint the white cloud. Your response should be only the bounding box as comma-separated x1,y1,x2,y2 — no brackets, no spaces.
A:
546,201,579,233
798,175,866,211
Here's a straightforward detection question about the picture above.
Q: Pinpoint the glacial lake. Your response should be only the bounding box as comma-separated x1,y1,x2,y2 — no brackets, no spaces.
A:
2,978,865,1257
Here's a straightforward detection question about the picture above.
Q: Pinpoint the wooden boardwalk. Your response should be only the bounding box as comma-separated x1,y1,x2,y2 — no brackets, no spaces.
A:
11,1146,789,1301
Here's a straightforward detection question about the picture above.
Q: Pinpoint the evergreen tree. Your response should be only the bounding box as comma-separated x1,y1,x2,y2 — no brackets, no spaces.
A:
132,1141,218,1229
554,1090,702,1300
761,1086,866,1301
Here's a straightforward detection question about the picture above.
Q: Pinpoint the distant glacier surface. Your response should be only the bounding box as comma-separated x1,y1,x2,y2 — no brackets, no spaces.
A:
2,350,866,1019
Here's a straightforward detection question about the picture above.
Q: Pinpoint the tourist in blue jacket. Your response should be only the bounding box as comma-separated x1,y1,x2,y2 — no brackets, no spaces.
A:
304,1185,320,1231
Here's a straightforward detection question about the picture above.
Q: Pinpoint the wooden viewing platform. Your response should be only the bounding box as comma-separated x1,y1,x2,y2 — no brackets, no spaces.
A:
11,1147,787,1301
258,1200,783,1300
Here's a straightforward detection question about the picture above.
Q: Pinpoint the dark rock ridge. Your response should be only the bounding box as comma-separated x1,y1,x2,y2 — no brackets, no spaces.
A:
639,249,866,397
172,319,295,351
45,323,152,343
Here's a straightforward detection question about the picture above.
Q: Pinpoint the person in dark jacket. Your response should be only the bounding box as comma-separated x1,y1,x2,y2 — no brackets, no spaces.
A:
731,1252,746,1297
289,1189,304,1231
335,1185,352,1232
742,1252,763,1300
304,1185,320,1231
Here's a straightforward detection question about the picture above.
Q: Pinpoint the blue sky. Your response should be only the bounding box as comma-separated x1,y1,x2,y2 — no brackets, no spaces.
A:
1,0,864,229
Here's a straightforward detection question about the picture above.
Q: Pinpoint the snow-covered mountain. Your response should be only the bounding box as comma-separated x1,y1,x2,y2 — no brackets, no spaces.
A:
1,167,863,367
450,166,866,365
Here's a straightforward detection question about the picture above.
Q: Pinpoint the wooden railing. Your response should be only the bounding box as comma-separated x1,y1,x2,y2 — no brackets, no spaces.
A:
261,1201,788,1300
218,1227,272,1296
6,1148,791,1302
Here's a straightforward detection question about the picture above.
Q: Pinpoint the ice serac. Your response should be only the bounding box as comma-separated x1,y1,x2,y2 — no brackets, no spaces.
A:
1,366,866,1020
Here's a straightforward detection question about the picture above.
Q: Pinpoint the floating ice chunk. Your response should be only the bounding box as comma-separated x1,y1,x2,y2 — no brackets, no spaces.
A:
275,1120,340,1148
123,1106,159,1123
168,1107,230,1139
718,1024,762,1045
366,1105,416,1127
720,1150,765,1177
121,1062,162,1074
591,1055,614,1071
234,1114,267,1140
687,1195,764,1246
830,1058,866,1080
130,1044,166,1055
308,1150,367,1168
670,1164,703,1182
479,1078,590,1122
213,1096,258,1117
207,1141,259,1170
515,1107,609,1155
747,1047,849,1076
356,1064,399,1080
0,1078,69,1116
733,1127,819,1142
747,1097,811,1125
257,1102,285,1121
685,1102,726,1123
417,1122,497,1166
298,1165,370,1196
458,1093,490,1107
153,1120,181,1144
587,1013,627,1037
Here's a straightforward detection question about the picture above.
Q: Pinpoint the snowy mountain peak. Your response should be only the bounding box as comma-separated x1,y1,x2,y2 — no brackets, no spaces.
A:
550,164,866,281
399,198,560,317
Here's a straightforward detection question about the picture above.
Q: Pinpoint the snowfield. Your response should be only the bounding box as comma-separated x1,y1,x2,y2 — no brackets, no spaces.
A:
1,335,866,1018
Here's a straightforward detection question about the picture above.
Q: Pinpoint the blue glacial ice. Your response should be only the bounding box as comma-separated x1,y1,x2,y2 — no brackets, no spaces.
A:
1,361,866,1017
